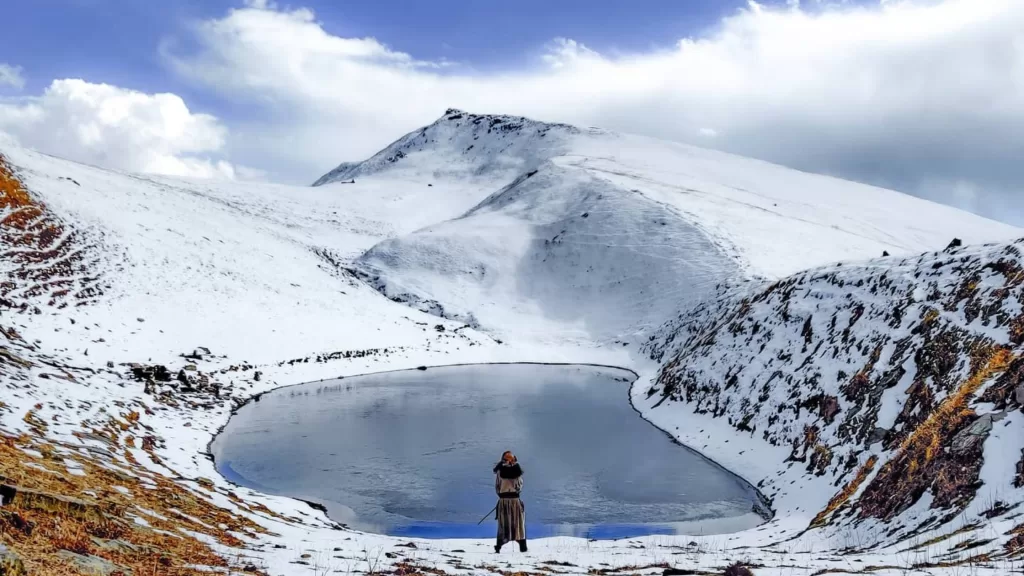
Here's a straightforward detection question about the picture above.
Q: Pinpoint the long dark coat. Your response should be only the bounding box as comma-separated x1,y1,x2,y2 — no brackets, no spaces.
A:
493,462,525,543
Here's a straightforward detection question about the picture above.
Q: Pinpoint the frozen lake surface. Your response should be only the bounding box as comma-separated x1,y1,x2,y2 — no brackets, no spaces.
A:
212,364,766,539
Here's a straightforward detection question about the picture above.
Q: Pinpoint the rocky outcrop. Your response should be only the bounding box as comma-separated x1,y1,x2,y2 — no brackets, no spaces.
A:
56,551,131,576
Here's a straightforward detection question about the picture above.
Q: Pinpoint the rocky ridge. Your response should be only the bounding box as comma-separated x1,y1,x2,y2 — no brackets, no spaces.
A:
644,237,1024,558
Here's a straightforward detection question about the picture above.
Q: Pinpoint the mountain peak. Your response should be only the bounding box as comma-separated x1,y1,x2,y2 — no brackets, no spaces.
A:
313,110,584,186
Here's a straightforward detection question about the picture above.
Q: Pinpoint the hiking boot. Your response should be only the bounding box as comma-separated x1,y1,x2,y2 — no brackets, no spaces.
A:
518,540,528,553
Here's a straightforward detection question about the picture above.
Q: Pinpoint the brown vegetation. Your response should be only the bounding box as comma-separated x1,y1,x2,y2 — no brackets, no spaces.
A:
858,348,1014,520
0,154,105,307
810,455,877,528
0,428,274,575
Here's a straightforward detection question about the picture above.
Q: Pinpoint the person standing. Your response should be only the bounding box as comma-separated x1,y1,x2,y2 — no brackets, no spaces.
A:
492,451,526,553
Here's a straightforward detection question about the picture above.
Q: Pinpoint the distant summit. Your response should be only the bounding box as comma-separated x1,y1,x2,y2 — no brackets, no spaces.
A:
312,109,586,186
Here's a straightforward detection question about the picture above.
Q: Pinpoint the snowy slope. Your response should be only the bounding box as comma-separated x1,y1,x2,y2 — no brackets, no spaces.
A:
640,238,1024,557
354,163,740,341
320,109,1021,341
4,105,1024,576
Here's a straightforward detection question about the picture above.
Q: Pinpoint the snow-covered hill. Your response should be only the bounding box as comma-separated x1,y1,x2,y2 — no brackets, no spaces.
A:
3,107,1024,575
320,109,1020,341
640,237,1024,558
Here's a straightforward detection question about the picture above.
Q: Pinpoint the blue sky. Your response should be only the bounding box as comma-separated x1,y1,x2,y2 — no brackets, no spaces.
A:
0,0,1021,225
2,0,777,116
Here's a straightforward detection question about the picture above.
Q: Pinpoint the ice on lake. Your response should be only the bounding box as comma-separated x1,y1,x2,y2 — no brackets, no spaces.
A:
212,364,766,539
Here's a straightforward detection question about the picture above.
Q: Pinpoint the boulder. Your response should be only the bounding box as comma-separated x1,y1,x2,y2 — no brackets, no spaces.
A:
951,414,994,454
867,427,889,446
56,551,131,576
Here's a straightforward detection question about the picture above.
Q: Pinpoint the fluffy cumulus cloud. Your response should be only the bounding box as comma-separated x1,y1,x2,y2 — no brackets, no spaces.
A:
0,64,25,89
163,0,1024,224
0,79,239,178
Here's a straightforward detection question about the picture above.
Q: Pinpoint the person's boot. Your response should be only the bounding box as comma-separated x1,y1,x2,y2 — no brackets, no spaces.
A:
518,540,528,553
495,539,502,553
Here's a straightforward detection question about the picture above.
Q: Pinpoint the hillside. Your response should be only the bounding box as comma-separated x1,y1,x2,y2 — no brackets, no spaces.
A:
325,109,1020,341
639,237,1024,560
2,108,1024,576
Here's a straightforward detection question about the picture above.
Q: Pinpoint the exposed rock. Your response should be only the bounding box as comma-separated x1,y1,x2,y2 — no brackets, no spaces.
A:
723,564,755,576
801,317,813,346
946,238,963,250
0,509,34,535
0,484,113,523
0,542,25,576
130,364,171,382
819,395,840,425
951,414,994,454
1016,449,1024,489
90,536,151,555
0,484,14,505
1017,384,1024,405
183,347,212,361
56,550,131,576
867,427,888,446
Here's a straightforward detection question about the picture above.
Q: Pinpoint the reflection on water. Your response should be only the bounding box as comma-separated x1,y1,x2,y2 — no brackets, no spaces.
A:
212,364,765,539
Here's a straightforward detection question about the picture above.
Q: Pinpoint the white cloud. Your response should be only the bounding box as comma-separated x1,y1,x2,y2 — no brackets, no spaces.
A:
0,64,25,90
161,0,1024,224
0,79,241,179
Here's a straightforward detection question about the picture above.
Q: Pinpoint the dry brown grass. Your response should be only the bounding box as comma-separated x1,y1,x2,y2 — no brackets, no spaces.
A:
858,347,1016,519
811,455,877,528
897,347,1012,468
1006,523,1024,556
0,423,275,575
0,154,104,305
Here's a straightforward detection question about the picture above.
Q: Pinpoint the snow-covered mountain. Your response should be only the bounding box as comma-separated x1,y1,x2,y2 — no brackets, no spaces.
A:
318,109,1020,342
2,108,1024,575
